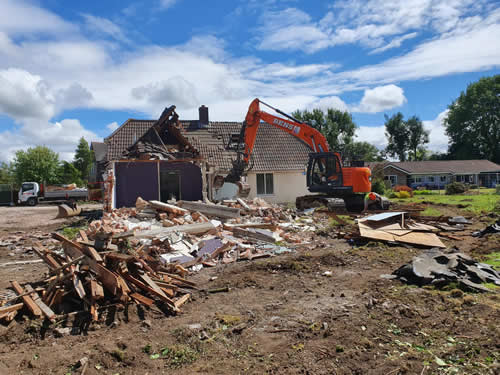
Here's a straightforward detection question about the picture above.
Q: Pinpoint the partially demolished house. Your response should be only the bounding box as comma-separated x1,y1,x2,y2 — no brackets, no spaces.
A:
97,105,311,208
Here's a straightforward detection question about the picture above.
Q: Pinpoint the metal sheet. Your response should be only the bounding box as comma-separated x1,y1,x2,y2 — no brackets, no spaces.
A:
363,212,407,222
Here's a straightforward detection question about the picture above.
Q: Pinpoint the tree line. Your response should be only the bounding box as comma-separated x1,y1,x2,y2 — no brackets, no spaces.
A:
0,138,93,187
293,74,499,164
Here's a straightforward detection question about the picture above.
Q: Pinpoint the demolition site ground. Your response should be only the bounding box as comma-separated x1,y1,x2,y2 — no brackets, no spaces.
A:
0,199,499,375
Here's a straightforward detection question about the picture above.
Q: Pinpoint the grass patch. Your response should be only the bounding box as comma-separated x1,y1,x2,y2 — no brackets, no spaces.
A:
328,215,354,227
421,206,443,216
391,191,500,214
158,345,198,368
483,252,500,270
60,224,87,240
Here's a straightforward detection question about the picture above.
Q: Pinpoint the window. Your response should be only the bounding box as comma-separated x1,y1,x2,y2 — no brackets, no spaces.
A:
427,176,434,182
413,177,422,183
256,173,274,195
384,175,397,186
440,176,447,182
21,183,35,192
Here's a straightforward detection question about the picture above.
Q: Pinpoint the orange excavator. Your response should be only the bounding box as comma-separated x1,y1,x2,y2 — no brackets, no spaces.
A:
223,98,381,211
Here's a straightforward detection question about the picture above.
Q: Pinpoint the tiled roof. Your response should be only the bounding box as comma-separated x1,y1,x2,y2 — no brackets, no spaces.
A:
105,118,311,172
386,160,500,174
105,119,155,161
182,121,311,172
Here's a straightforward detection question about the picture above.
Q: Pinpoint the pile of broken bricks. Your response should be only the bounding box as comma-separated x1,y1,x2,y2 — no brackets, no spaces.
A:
0,196,318,327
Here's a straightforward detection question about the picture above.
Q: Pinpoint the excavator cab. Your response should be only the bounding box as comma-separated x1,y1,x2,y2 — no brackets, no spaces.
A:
306,152,353,196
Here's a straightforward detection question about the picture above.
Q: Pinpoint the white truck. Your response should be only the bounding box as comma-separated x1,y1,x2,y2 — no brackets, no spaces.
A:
18,182,88,206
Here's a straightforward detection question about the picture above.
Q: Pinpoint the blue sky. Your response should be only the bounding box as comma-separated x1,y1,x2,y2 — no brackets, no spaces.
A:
0,0,499,162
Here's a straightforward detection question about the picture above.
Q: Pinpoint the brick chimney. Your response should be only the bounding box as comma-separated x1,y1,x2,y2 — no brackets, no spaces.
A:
199,105,208,128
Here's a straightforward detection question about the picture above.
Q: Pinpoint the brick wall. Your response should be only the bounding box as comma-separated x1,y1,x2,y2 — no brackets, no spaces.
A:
383,166,408,186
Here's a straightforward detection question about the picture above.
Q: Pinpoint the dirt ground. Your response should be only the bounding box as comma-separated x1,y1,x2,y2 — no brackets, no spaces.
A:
0,203,498,374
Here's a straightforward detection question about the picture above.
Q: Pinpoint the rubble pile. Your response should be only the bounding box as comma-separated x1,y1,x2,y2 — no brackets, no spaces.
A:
392,249,500,292
0,197,319,326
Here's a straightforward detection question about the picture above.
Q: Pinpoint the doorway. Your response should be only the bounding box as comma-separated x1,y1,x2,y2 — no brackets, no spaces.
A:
160,170,181,202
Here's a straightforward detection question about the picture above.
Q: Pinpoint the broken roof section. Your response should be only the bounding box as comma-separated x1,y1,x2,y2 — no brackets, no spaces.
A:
123,106,200,160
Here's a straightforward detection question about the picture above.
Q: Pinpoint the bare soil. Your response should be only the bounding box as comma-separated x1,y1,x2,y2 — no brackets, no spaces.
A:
0,204,498,375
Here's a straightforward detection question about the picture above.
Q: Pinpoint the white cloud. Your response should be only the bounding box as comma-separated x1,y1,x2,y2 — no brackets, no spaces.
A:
353,84,406,113
0,119,100,162
82,14,129,43
106,122,119,132
308,96,349,112
0,0,76,35
257,0,490,54
369,32,418,54
159,0,179,10
423,109,450,153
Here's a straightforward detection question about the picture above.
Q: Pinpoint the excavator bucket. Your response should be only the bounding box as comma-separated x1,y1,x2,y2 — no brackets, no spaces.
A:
56,203,81,218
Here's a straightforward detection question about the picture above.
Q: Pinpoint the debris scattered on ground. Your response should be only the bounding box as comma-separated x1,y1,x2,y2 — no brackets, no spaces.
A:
472,220,500,237
392,249,500,292
0,196,320,328
357,212,446,248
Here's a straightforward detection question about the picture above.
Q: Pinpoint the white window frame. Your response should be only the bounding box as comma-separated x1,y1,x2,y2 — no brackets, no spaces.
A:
256,173,274,195
413,176,423,183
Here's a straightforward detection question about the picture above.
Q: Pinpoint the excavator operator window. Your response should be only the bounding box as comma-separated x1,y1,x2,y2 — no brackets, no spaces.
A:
311,158,325,185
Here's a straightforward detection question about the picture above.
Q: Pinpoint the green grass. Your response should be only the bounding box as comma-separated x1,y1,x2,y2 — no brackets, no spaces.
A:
60,224,87,240
421,206,443,216
391,190,500,214
483,252,500,270
328,215,354,227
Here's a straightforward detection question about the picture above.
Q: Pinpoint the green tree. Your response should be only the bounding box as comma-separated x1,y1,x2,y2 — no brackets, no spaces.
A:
58,161,83,186
445,75,500,163
73,137,92,182
292,108,356,153
406,116,429,160
343,141,383,162
0,162,15,185
12,146,60,185
384,112,408,161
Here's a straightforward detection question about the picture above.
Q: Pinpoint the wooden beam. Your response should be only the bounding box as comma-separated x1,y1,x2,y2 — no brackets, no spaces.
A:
24,285,55,321
149,200,189,215
122,273,178,311
90,280,104,300
32,243,61,270
130,293,154,307
177,201,240,218
0,303,24,317
174,293,190,309
49,255,85,275
10,281,42,317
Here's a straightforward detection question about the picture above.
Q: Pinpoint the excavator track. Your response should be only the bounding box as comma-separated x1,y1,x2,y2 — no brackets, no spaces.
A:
296,194,367,213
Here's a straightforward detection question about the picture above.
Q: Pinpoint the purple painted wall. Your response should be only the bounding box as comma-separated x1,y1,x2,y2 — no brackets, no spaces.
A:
115,162,158,208
114,161,202,208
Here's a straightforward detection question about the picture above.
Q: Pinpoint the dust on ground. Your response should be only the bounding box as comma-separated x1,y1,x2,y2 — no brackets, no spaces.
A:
0,202,498,375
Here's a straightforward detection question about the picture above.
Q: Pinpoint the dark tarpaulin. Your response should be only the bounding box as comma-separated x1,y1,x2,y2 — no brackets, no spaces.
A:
159,162,202,202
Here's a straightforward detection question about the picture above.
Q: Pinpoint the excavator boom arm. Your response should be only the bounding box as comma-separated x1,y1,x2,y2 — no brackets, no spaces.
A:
242,98,330,163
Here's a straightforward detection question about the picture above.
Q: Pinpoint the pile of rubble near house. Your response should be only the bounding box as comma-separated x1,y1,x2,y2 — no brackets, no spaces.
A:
0,197,318,327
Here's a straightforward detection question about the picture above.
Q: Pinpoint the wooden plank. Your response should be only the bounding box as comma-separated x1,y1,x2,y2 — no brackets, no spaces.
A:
135,222,216,238
122,273,178,311
90,280,104,300
236,198,250,210
105,253,134,262
48,289,64,308
24,285,55,321
149,200,189,215
157,272,196,287
177,201,240,218
0,303,24,317
32,243,61,270
10,281,42,317
160,287,175,298
130,292,154,307
56,234,120,295
79,230,89,242
174,293,190,309
232,227,278,243
49,255,85,275
140,274,168,298
81,246,103,262
72,271,86,300
223,223,277,231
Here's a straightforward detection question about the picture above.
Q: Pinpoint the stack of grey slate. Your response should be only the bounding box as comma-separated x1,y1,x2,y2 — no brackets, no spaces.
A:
393,249,500,292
